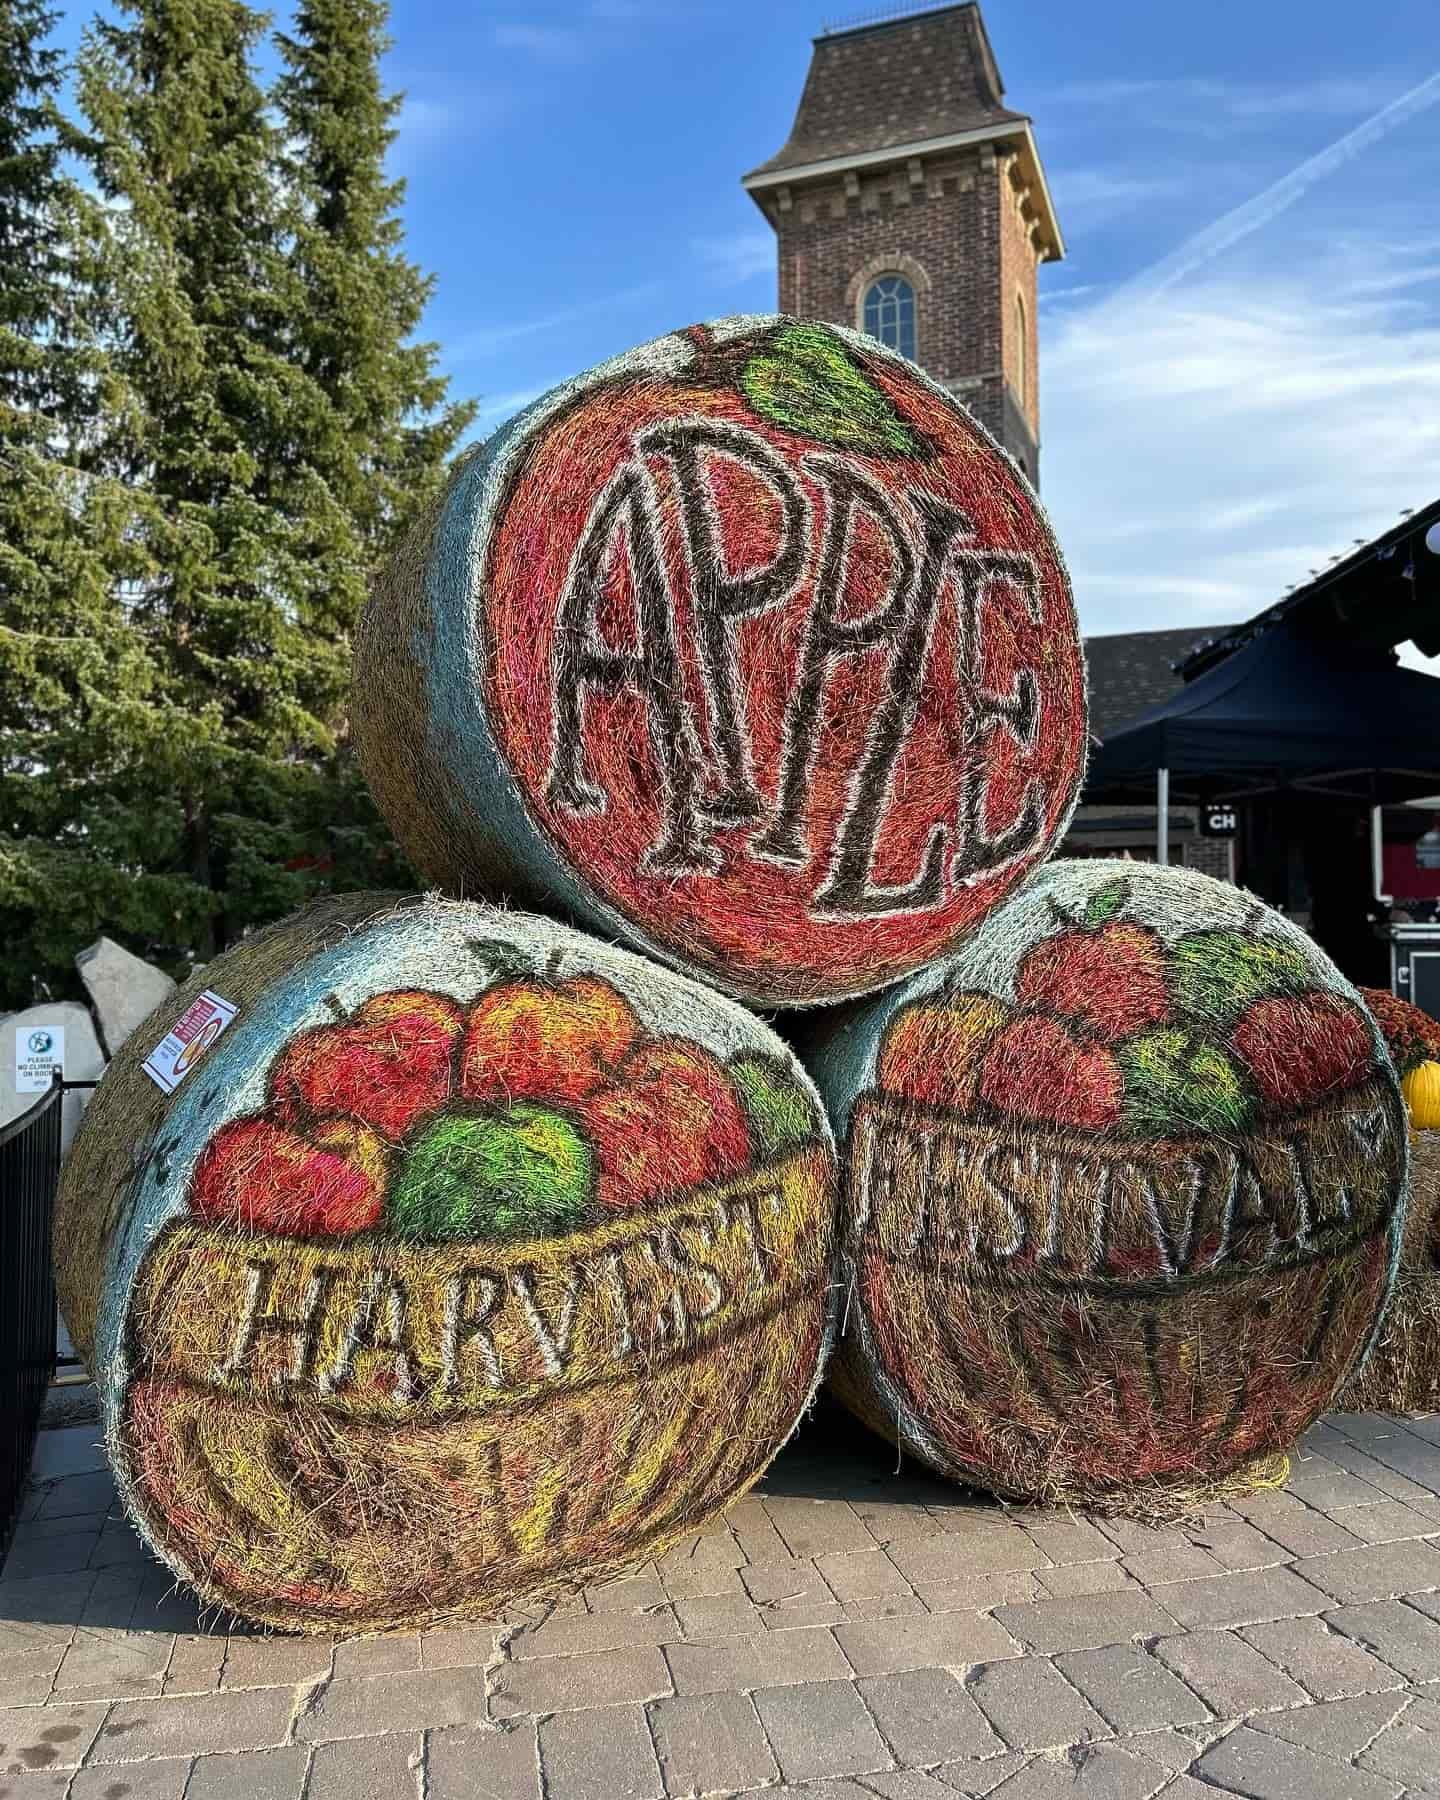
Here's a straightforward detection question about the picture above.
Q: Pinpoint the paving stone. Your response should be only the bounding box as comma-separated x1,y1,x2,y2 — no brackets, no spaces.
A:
87,1525,154,1569
1239,1493,1365,1557
509,1607,678,1659
1286,1454,1396,1510
1120,1545,1224,1588
1,1537,100,1582
916,1571,1043,1612
890,1531,1049,1586
732,1783,875,1799
1121,1722,1221,1774
295,1668,483,1740
163,1634,227,1696
92,1689,294,1761
1096,1518,1194,1554
834,1610,1020,1675
1250,1692,1411,1760
70,1761,191,1798
765,1498,876,1560
219,1635,334,1688
307,1731,422,1800
725,1497,790,1563
1240,1614,1409,1699
1295,1541,1440,1606
1329,1600,1440,1681
1361,1702,1440,1787
1193,1722,1403,1798
992,1591,1175,1654
491,1646,671,1717
0,1775,71,1796
852,1499,948,1547
1184,1517,1290,1571
0,1701,109,1774
1330,1501,1440,1544
584,1573,667,1615
1150,1565,1327,1631
674,1592,766,1639
1017,1516,1116,1565
53,1631,170,1696
742,1558,844,1629
539,1702,662,1800
655,1529,744,1584
648,1691,777,1794
935,1751,1034,1796
1151,1777,1229,1799
420,1625,501,1670
859,1666,1003,1763
1056,1645,1212,1733
1035,1562,1137,1601
867,1772,976,1800
330,1635,423,1677
1360,1435,1440,1492
184,1745,309,1799
664,1626,851,1694
1152,1629,1309,1716
815,1549,912,1599
752,1678,892,1782
972,1659,1110,1757
427,1721,541,1800
842,1593,928,1622
971,1741,1161,1798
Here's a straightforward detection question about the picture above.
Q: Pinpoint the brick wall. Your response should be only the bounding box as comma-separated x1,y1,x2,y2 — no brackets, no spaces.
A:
768,142,1040,481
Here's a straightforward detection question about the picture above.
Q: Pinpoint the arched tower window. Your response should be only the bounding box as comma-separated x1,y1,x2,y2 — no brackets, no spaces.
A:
862,275,916,362
1015,292,1027,410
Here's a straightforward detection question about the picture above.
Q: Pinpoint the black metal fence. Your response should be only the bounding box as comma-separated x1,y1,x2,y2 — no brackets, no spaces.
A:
0,1077,64,1551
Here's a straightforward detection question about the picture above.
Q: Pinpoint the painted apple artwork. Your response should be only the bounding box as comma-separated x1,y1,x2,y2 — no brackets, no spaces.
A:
814,859,1407,1515
188,971,805,1245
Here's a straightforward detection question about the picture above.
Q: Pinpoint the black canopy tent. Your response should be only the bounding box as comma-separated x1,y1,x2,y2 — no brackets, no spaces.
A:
1084,619,1440,855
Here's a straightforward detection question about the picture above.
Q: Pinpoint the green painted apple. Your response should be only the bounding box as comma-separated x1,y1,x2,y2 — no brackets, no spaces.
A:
387,1104,595,1242
1117,1028,1253,1136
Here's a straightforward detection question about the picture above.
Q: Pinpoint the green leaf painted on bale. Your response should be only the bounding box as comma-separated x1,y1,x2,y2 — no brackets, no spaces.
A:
728,1053,819,1159
1083,878,1131,930
740,325,922,458
1117,1027,1254,1137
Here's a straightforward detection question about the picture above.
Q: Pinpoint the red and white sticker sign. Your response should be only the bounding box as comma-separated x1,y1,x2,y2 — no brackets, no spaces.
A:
142,990,239,1094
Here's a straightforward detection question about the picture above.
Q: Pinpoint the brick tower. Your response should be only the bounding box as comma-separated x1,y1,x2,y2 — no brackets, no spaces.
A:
742,2,1063,485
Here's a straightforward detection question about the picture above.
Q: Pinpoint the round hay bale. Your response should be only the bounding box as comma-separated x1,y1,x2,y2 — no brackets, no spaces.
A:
56,895,837,1632
805,859,1407,1517
353,314,1087,1008
1340,991,1440,1414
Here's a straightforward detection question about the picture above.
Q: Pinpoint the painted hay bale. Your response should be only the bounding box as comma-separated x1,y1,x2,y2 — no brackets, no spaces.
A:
805,860,1407,1517
353,314,1087,1008
56,894,837,1632
1340,991,1440,1414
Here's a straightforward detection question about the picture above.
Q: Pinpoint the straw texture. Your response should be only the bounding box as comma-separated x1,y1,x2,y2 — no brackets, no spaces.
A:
804,859,1407,1519
55,895,838,1631
353,315,1087,1009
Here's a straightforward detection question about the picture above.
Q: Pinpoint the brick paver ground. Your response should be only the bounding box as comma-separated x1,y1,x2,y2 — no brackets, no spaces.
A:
3,1403,1440,1797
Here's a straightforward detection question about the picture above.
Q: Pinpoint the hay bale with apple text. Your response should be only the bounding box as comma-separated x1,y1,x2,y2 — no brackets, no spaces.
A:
1339,989,1440,1414
56,894,837,1632
804,859,1407,1519
353,314,1087,1009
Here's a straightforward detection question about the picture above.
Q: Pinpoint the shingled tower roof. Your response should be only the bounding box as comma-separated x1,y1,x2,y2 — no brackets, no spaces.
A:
746,4,1026,178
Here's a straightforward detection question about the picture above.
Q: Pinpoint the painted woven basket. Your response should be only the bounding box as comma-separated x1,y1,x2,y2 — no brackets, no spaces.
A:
57,896,837,1631
806,860,1408,1517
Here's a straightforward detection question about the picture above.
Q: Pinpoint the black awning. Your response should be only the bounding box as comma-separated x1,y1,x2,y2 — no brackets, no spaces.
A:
1085,619,1440,805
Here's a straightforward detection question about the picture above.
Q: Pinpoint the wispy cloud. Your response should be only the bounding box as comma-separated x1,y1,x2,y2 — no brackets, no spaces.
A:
692,230,774,284
493,23,585,61
446,281,665,363
1113,70,1440,303
1047,167,1190,227
1043,250,1440,639
1041,75,1412,127
474,384,555,426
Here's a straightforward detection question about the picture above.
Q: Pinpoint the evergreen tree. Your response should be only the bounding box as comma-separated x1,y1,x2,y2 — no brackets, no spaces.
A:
0,0,166,1007
274,0,475,560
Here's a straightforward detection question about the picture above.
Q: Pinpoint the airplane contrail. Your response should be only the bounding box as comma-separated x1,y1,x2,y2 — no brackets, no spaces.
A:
1113,69,1440,305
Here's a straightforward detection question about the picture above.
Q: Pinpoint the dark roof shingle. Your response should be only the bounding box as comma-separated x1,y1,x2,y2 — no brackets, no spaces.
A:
1084,626,1233,742
745,4,1025,180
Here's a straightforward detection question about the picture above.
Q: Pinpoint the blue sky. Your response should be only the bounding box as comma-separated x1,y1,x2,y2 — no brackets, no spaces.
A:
55,0,1440,643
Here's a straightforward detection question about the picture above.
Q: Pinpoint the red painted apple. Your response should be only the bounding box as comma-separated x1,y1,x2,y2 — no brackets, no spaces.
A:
1231,992,1375,1111
579,1038,751,1212
1015,923,1168,1044
876,992,1013,1109
979,1015,1124,1130
459,975,640,1109
269,990,464,1144
189,1115,388,1237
